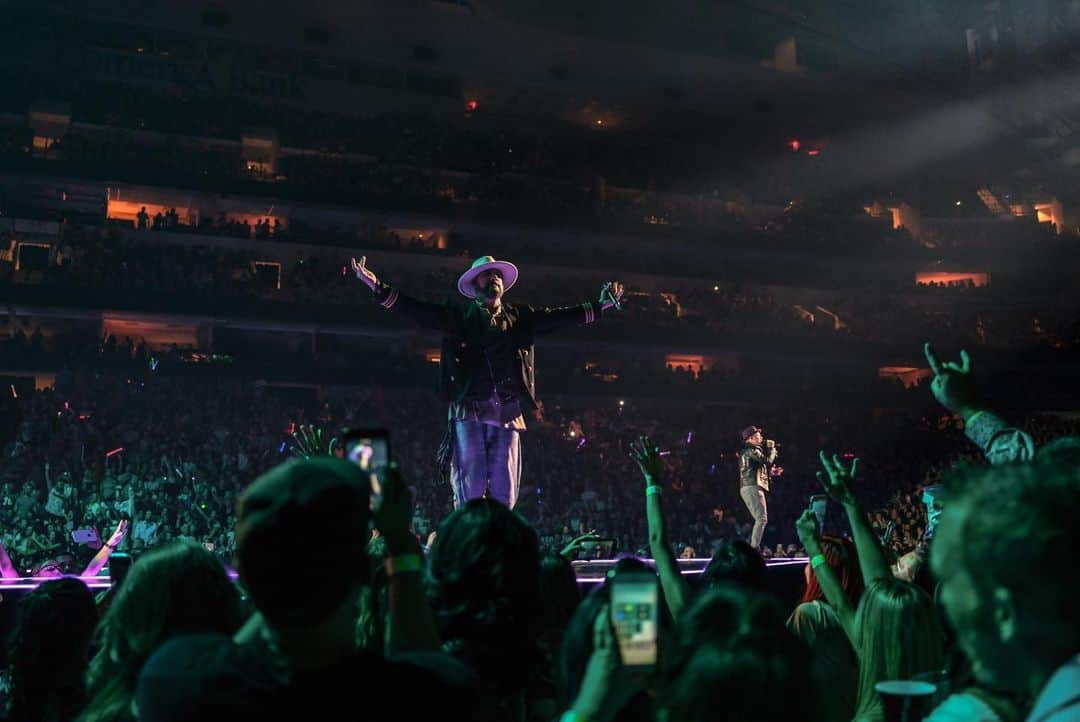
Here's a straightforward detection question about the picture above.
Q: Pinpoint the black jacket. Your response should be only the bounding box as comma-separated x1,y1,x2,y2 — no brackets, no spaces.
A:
372,281,605,410
739,443,778,492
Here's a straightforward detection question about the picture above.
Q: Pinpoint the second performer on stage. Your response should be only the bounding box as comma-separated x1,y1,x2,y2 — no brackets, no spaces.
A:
738,425,780,551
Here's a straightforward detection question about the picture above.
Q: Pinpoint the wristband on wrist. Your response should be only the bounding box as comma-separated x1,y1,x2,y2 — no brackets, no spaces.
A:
645,485,662,497
810,553,827,569
963,410,985,425
560,711,588,722
385,554,422,577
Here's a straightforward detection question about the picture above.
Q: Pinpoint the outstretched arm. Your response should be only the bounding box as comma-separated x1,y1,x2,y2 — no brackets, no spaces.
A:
351,256,449,331
817,452,891,586
631,435,690,621
528,281,625,334
81,520,129,577
795,508,856,644
373,465,440,655
924,343,1034,464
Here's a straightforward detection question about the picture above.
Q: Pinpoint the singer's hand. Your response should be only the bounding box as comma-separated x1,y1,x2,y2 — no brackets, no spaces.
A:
599,281,625,310
765,439,776,449
350,256,379,290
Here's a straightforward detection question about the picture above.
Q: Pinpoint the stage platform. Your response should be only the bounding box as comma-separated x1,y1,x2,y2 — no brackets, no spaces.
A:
571,556,810,606
571,556,809,581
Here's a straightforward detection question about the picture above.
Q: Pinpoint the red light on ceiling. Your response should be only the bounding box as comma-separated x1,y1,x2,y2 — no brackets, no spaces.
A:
788,139,800,152
807,148,821,156
464,99,479,112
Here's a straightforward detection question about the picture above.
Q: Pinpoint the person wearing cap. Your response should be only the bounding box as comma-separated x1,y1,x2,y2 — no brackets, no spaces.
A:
351,255,624,509
738,425,779,551
135,458,475,721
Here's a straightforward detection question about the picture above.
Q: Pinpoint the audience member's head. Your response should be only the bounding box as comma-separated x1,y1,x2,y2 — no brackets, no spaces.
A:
427,498,542,696
799,535,864,608
537,550,581,641
6,577,98,722
81,541,243,722
700,540,768,592
932,456,1080,698
658,585,818,722
233,457,371,632
852,577,945,720
560,568,658,722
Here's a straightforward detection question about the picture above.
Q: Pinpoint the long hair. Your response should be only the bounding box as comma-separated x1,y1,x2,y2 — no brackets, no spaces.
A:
80,542,243,722
852,578,945,721
6,577,98,722
799,535,865,608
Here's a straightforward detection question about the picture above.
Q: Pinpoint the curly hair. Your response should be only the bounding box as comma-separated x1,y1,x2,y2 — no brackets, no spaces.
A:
427,498,541,694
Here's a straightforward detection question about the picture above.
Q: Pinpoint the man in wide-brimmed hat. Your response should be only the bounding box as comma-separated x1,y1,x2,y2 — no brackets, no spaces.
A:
351,254,624,509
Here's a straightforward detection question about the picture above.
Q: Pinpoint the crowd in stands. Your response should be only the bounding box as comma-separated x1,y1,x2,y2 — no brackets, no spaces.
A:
3,343,1079,582
0,345,1076,722
4,224,1079,358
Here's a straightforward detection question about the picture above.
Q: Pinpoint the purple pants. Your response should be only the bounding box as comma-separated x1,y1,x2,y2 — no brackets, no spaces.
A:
450,419,521,508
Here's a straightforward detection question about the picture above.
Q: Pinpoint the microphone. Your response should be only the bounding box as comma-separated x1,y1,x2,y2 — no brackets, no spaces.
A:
602,282,622,311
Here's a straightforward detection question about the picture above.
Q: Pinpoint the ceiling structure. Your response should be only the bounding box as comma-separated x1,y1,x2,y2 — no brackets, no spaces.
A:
5,0,1080,201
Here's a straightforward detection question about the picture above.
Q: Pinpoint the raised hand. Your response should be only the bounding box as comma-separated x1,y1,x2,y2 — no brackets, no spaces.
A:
289,424,338,459
816,451,860,507
372,464,413,549
923,343,981,416
795,508,822,552
350,255,379,290
107,519,130,548
571,605,622,721
629,435,664,484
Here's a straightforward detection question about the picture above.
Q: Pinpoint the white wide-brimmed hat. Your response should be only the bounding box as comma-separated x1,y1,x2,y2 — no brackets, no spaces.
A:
457,256,518,298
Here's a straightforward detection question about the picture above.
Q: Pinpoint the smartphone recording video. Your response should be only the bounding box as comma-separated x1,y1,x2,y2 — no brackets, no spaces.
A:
610,569,659,669
810,494,828,534
342,428,391,508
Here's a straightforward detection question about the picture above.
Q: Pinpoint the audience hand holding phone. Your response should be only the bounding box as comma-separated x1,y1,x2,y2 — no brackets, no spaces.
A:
560,530,601,560
569,603,647,722
371,464,413,553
